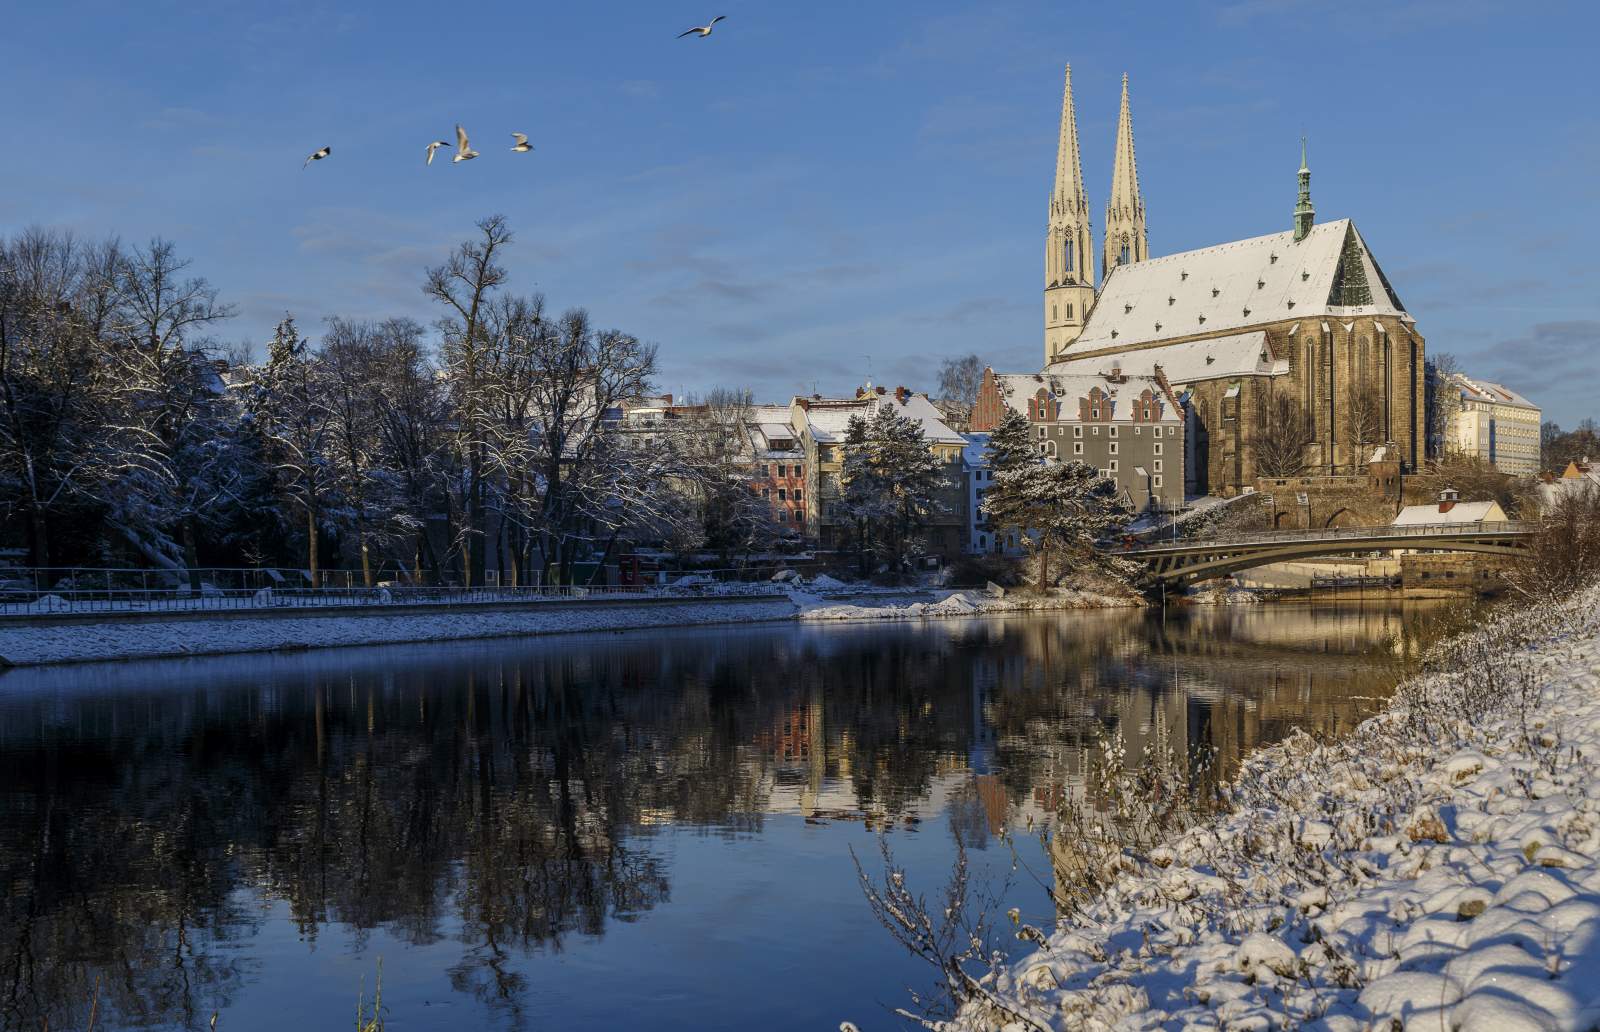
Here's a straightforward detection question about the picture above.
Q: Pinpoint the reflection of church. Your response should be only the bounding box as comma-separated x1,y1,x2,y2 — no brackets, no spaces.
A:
1039,67,1428,494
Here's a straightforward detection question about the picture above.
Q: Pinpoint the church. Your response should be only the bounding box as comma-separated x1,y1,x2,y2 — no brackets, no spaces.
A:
978,66,1428,498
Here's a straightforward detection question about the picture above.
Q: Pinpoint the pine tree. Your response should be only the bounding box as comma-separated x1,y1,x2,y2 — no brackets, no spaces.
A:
839,405,947,577
985,459,1130,588
984,409,1036,473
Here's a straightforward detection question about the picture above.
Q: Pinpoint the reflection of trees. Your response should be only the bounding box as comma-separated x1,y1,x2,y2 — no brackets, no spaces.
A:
0,604,1461,1029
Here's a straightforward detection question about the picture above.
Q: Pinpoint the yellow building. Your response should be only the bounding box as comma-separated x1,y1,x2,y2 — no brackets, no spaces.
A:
1448,375,1541,475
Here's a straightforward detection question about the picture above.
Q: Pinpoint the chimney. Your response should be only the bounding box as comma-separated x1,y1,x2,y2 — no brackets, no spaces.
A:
876,385,886,396
895,386,908,403
1439,487,1459,514
855,387,865,398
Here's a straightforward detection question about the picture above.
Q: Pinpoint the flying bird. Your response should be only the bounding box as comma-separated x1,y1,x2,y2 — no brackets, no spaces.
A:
677,15,725,38
425,140,451,165
452,124,478,163
510,132,533,153
302,146,330,170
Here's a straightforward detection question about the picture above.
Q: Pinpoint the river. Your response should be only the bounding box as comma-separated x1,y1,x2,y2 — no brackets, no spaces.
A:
0,602,1459,1031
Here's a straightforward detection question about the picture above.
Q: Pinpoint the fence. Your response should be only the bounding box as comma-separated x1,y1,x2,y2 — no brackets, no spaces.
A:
0,567,792,618
1127,520,1539,553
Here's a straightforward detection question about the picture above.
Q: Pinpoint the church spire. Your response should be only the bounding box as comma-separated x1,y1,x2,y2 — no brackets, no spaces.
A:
1103,73,1148,281
1293,136,1315,242
1044,64,1097,365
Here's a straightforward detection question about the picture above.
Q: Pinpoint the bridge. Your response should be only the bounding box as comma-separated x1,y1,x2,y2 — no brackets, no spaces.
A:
1117,521,1538,584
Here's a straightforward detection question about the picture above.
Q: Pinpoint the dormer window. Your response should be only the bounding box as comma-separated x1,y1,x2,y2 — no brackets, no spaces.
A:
1256,279,1265,289
1198,314,1207,324
1287,300,1296,309
1301,271,1310,282
1180,271,1188,281
1124,303,1133,314
1270,253,1279,264
1211,287,1220,298
1154,322,1162,332
1243,307,1251,318
1111,329,1119,339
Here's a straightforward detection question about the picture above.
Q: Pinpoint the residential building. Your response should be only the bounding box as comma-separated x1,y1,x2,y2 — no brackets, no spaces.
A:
746,405,808,536
1447,375,1541,475
791,383,968,561
961,433,1024,556
1041,66,1428,492
1392,488,1508,527
970,367,1185,511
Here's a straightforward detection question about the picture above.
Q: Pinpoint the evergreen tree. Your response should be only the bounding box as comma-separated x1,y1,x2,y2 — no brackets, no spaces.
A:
984,409,1036,473
839,405,947,577
985,459,1130,588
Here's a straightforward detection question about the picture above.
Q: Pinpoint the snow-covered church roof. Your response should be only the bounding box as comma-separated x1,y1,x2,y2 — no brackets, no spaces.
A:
1049,330,1287,386
1061,219,1409,356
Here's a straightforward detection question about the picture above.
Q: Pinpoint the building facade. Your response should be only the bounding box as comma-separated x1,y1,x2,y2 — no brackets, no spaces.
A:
970,367,1186,511
1447,375,1540,475
746,405,808,535
791,384,968,561
1039,68,1428,495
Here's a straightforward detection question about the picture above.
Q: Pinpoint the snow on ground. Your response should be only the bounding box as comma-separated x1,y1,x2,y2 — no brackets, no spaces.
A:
0,587,1144,666
955,584,1600,1031
798,589,1140,623
0,598,799,666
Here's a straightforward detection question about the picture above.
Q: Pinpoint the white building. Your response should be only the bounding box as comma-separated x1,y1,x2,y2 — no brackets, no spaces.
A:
1392,488,1508,527
1448,375,1540,475
960,433,1025,557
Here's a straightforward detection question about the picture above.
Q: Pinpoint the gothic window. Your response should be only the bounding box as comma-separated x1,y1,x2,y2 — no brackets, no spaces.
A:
1051,304,1058,322
1064,238,1075,273
1119,236,1131,266
1065,303,1074,319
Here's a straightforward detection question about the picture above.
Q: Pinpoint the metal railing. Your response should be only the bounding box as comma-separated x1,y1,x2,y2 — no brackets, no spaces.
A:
1122,521,1538,554
0,577,793,619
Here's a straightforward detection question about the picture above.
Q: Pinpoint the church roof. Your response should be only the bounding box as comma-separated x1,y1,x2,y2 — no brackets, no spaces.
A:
1064,219,1408,355
1049,330,1288,385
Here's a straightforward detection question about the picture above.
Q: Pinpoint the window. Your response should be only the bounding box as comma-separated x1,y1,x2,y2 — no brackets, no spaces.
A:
762,489,770,499
1065,303,1074,318
1092,426,1099,436
1109,442,1118,455
1153,475,1162,488
1091,408,1100,419
1154,443,1163,456
796,512,804,523
1073,441,1083,455
1051,304,1058,321
794,489,802,501
777,489,786,501
1153,427,1163,438
765,464,773,477
1073,426,1083,438
1109,426,1118,438
778,510,788,522
1063,237,1075,273
795,465,803,478
1134,426,1141,435
1038,443,1048,455
1109,460,1118,473
1154,460,1163,473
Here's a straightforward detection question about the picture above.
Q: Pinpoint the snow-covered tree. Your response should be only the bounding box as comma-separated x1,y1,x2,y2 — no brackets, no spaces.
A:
984,409,1036,473
839,405,948,577
984,459,1130,588
0,229,121,568
248,316,340,587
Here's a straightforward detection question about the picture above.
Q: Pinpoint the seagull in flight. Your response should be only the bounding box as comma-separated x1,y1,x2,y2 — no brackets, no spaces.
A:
452,124,479,163
510,132,533,153
425,140,451,165
677,15,725,38
302,146,330,170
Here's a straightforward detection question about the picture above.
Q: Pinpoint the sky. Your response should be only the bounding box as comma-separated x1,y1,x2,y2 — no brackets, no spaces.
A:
4,0,1598,424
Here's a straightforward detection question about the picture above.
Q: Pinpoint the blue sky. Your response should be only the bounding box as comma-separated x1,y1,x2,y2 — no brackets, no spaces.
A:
5,0,1597,424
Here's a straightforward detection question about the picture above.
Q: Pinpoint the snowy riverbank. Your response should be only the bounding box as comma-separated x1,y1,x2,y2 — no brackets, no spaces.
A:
0,586,1143,666
954,585,1600,1031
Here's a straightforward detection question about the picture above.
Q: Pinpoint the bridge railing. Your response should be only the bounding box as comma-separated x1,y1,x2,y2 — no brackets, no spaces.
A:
1120,520,1539,554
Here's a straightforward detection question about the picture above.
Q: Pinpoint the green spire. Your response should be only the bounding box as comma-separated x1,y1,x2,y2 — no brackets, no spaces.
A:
1294,136,1315,242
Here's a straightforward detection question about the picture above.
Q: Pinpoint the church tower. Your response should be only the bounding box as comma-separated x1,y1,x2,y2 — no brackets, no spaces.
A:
1102,73,1148,282
1044,64,1096,364
1293,137,1315,242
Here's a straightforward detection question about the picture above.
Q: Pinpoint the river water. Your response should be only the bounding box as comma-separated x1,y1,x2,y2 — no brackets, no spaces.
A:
0,603,1455,1031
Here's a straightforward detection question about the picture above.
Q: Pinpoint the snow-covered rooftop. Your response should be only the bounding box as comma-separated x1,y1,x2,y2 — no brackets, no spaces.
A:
1048,330,1286,386
798,390,965,445
1061,219,1408,356
1454,375,1538,411
988,369,1183,422
1392,500,1506,526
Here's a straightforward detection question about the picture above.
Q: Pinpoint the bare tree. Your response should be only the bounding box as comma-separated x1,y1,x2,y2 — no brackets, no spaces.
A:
1424,350,1461,460
1345,380,1385,471
425,215,512,586
0,230,118,568
1249,391,1315,478
936,354,985,407
367,319,449,583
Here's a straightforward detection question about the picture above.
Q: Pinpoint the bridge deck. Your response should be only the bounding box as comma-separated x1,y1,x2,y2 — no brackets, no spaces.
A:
1114,521,1537,583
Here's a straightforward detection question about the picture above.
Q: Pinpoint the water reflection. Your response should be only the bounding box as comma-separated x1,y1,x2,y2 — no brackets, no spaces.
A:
0,603,1452,1031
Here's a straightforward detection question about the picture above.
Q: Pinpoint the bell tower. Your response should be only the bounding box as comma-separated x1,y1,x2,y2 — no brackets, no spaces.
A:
1044,65,1096,365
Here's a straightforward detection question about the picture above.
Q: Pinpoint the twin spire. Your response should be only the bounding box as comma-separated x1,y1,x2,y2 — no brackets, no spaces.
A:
1047,67,1149,292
